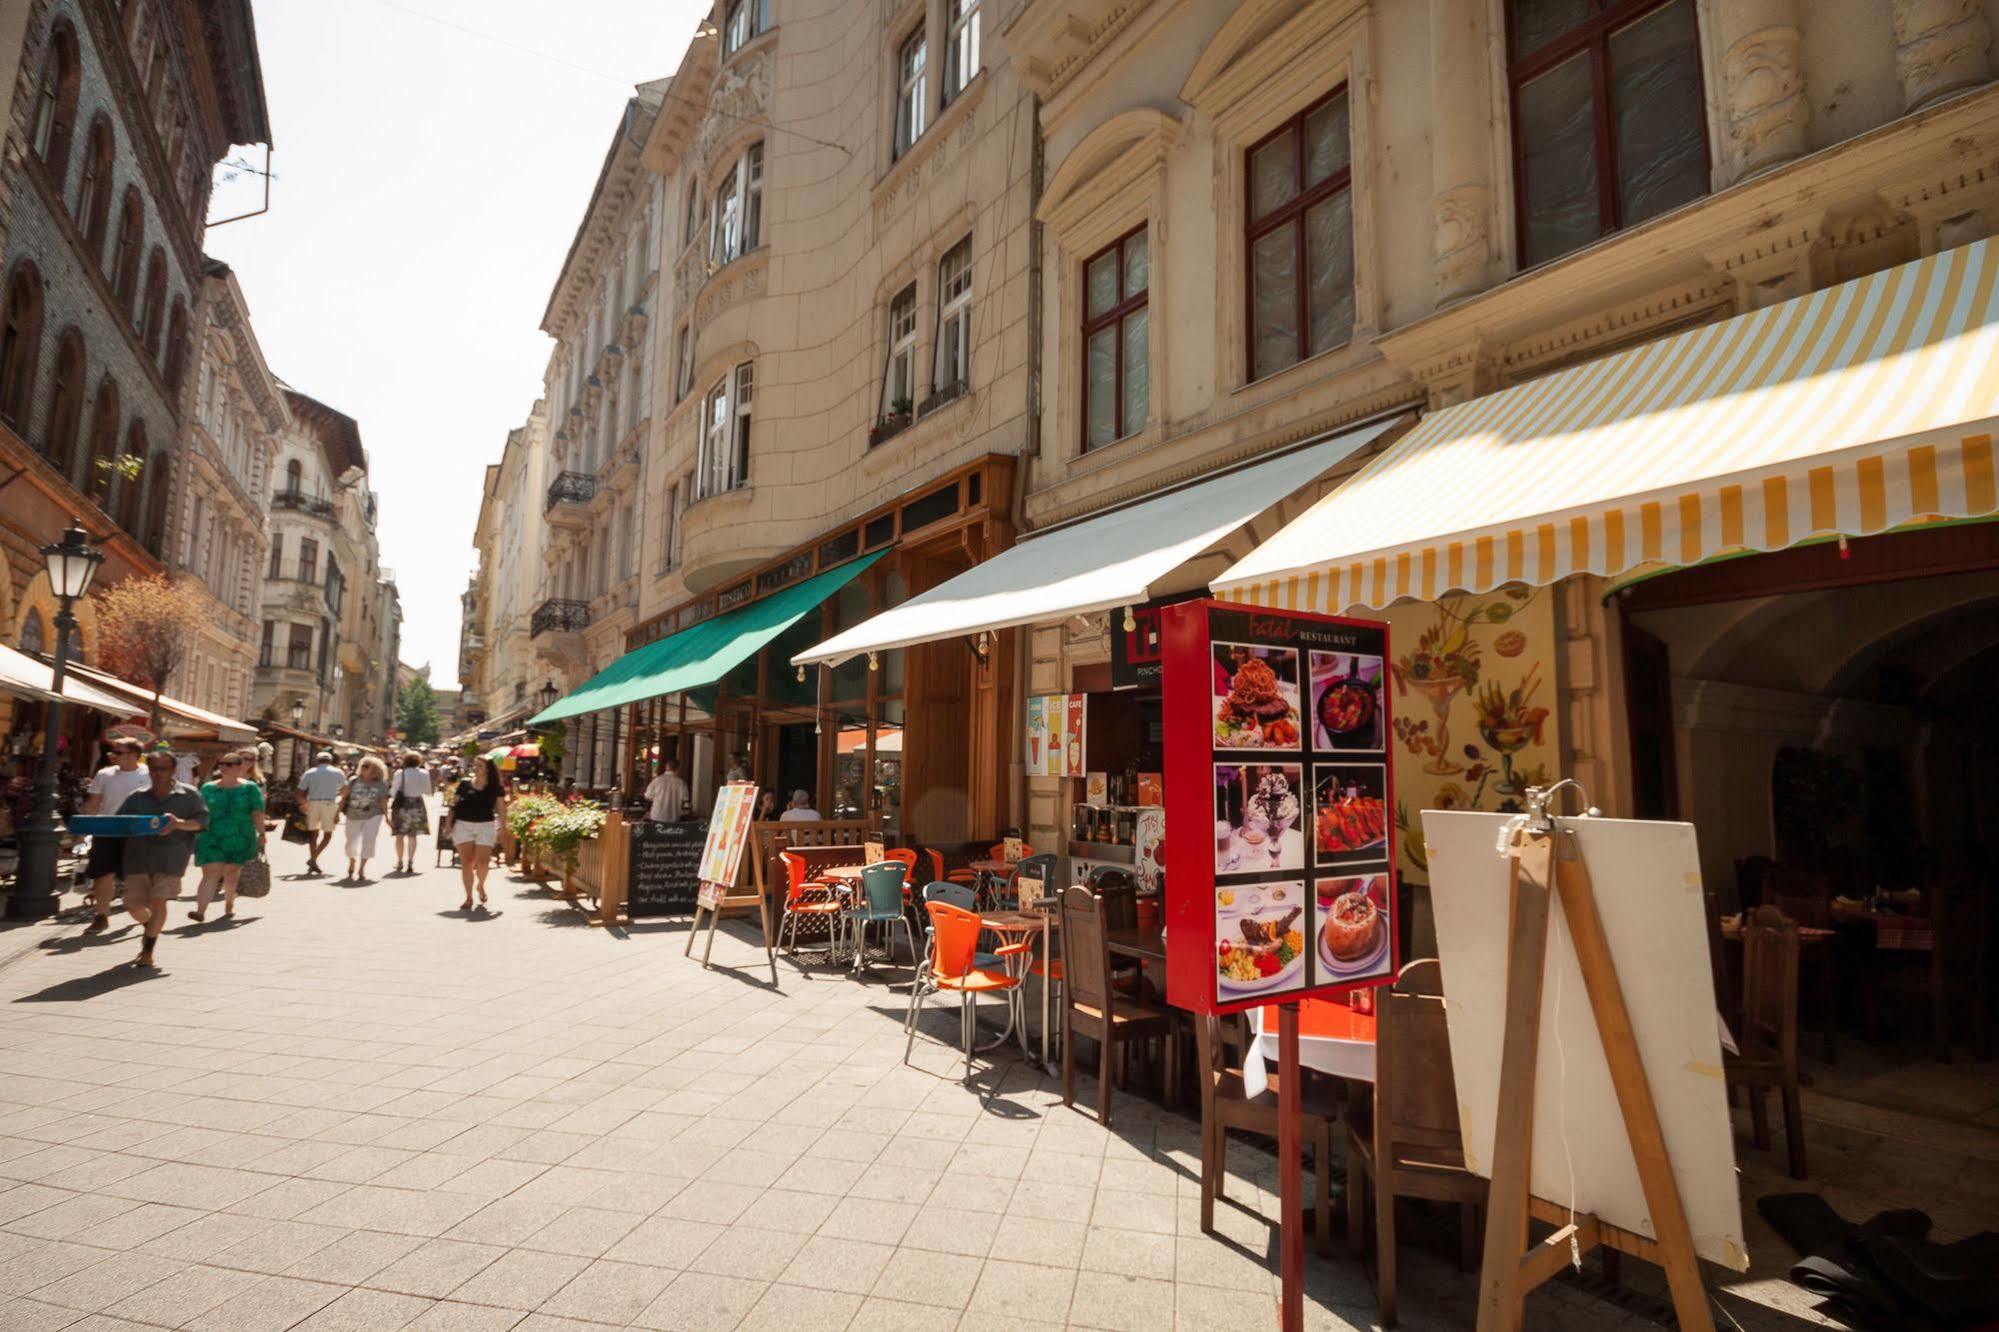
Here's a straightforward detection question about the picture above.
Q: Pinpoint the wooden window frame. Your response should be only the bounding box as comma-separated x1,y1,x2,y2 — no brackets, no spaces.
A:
1080,223,1148,452
1243,84,1351,382
1504,0,1709,269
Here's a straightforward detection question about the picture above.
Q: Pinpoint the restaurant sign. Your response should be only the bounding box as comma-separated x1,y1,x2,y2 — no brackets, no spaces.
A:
1161,600,1397,1015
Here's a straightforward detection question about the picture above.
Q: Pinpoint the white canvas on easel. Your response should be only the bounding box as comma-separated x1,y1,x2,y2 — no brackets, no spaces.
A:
1422,809,1748,1272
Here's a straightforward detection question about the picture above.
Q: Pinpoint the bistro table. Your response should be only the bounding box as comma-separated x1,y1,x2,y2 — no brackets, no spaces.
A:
966,858,1012,907
1105,925,1166,964
978,909,1047,1057
817,864,868,962
1244,997,1376,1097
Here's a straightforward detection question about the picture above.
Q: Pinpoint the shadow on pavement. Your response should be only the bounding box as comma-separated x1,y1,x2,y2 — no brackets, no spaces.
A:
13,961,166,1001
37,922,140,954
166,915,262,937
434,908,504,922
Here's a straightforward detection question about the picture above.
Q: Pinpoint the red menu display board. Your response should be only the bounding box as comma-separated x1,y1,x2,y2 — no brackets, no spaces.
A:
1162,600,1397,1015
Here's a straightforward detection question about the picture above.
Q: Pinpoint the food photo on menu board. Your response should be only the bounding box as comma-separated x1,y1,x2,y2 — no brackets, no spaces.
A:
1214,764,1306,874
1215,880,1307,997
1212,643,1302,749
1317,872,1391,980
1310,650,1384,751
1314,763,1388,864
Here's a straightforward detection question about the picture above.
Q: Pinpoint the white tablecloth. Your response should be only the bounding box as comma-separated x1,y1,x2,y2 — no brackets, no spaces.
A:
1243,1003,1376,1097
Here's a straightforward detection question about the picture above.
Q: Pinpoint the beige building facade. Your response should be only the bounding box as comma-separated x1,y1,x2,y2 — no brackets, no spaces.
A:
1009,0,1999,896
164,258,282,721
465,404,549,734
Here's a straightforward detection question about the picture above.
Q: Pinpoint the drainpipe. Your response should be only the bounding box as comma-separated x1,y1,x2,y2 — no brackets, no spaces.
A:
1012,92,1046,832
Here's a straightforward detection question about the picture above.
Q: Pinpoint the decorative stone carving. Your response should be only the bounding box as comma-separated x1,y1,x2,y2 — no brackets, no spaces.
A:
1721,25,1808,181
692,50,772,178
1431,185,1490,303
1891,0,1994,111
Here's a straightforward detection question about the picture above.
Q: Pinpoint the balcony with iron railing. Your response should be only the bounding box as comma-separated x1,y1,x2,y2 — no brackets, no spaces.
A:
545,471,596,530
530,598,591,638
272,489,337,519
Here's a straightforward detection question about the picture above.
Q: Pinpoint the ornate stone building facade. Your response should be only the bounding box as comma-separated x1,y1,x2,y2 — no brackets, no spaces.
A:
166,256,280,719
0,0,265,720
465,404,548,734
534,82,664,784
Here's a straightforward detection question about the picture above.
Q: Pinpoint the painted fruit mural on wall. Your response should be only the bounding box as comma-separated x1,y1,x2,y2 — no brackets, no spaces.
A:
1383,584,1556,883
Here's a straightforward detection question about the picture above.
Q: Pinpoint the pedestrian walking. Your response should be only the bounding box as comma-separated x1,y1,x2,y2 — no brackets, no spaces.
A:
80,738,150,934
338,756,392,881
388,752,433,874
114,752,208,968
296,751,347,874
190,750,264,922
449,756,507,911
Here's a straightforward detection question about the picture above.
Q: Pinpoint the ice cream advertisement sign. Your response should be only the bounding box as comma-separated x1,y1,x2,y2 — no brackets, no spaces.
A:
1162,601,1398,1015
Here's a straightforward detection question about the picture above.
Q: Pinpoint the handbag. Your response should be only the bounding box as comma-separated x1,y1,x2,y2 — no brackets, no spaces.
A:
238,857,271,896
390,771,417,814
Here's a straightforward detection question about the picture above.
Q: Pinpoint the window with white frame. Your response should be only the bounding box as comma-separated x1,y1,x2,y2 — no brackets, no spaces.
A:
709,142,763,265
722,0,770,57
880,283,917,424
934,235,972,397
698,362,753,497
894,28,927,160
944,0,980,104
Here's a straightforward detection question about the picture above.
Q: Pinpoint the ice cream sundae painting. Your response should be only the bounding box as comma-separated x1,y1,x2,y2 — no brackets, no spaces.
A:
1214,764,1306,874
1212,644,1302,750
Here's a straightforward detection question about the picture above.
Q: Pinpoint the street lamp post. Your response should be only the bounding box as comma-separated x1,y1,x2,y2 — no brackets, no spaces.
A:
7,526,104,920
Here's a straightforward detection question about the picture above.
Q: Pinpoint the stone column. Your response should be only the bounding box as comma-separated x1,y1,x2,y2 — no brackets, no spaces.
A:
1891,0,1994,111
1429,0,1496,304
1713,0,1809,185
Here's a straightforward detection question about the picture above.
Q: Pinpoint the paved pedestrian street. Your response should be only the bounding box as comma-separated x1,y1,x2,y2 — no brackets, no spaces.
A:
0,839,1803,1332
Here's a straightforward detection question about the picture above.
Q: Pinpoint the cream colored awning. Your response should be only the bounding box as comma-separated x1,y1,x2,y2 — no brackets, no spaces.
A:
1215,239,1999,612
0,645,136,715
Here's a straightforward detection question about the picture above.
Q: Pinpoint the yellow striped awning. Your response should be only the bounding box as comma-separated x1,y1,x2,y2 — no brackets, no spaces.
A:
1213,238,1999,612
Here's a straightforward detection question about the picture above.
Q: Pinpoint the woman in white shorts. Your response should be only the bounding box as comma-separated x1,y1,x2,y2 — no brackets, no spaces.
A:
449,756,507,911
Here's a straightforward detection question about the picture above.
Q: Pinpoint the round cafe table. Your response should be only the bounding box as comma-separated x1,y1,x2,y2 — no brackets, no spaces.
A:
817,864,866,961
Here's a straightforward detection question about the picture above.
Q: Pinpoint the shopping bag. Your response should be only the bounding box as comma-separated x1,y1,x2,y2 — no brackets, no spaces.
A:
280,809,310,845
237,857,271,897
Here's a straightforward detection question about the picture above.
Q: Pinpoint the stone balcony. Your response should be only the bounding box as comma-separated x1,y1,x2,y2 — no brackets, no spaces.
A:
545,471,596,530
529,598,591,639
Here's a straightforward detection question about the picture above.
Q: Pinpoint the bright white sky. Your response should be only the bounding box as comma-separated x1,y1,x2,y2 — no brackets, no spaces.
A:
204,0,709,690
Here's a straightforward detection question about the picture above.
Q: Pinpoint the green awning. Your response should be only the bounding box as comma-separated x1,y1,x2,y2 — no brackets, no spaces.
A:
529,552,883,724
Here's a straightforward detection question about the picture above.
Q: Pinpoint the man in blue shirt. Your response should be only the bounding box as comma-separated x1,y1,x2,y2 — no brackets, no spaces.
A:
295,752,348,875
115,752,208,968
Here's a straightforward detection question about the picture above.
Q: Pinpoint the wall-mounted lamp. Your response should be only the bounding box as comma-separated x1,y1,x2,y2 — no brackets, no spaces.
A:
1122,605,1136,633
867,652,879,672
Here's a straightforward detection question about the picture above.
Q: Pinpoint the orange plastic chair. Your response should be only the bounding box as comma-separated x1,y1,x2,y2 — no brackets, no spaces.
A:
778,849,846,958
885,847,919,902
905,900,1029,1077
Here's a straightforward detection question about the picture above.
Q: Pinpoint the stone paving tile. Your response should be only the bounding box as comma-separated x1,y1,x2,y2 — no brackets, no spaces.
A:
0,837,1852,1331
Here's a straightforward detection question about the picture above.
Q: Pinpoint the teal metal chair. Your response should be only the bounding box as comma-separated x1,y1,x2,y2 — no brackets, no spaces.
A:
847,861,913,975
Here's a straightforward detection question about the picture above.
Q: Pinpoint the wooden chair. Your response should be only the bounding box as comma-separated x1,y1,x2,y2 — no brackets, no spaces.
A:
1194,1013,1333,1256
1770,867,1838,1061
1725,908,1807,1178
1059,885,1174,1127
1346,959,1486,1327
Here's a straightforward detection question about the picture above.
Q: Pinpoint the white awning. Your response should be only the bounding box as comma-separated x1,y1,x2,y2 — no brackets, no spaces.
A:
792,418,1404,667
1215,238,1999,612
58,660,258,742
0,645,138,716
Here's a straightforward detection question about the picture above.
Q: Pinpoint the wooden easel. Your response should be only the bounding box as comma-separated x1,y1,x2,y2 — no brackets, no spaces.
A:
684,876,777,982
1476,822,1714,1332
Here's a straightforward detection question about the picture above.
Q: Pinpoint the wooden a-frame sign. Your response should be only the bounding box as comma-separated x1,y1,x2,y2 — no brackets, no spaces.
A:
1475,826,1714,1332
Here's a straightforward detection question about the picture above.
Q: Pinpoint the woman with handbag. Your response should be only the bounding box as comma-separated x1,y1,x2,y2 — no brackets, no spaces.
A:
190,750,266,922
388,752,433,875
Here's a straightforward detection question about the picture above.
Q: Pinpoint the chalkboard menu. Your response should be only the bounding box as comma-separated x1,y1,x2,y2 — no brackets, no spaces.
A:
627,820,703,915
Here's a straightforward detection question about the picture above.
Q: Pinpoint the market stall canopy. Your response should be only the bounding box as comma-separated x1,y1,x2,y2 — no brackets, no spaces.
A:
260,720,339,750
57,660,258,743
790,420,1402,668
530,552,885,724
0,644,139,715
1214,238,1999,613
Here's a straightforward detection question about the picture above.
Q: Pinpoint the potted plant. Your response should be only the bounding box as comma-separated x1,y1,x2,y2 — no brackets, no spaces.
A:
869,396,915,446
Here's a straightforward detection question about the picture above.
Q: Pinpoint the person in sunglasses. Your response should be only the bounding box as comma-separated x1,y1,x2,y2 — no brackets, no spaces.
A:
190,750,265,922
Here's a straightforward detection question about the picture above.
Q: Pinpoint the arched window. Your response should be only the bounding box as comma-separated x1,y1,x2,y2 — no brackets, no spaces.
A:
110,190,143,313
284,457,302,496
18,610,44,655
139,249,166,352
28,22,80,191
43,331,85,474
84,375,119,496
73,116,114,258
162,298,188,390
139,422,170,551
0,264,45,431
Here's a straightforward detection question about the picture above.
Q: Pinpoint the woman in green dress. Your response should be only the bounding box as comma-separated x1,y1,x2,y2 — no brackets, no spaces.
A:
192,751,265,921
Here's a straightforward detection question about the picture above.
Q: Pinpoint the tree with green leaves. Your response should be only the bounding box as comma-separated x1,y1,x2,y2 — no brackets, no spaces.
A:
396,675,441,747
